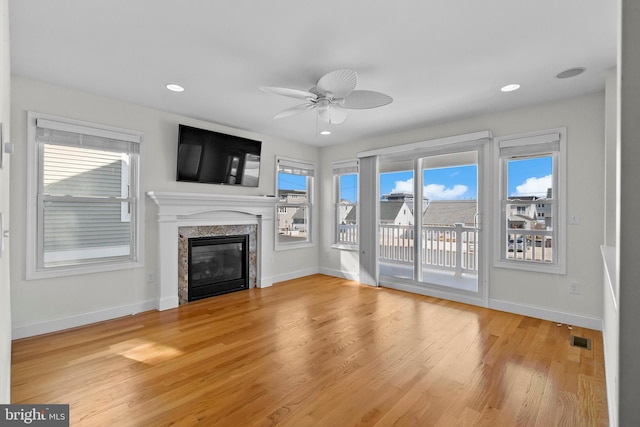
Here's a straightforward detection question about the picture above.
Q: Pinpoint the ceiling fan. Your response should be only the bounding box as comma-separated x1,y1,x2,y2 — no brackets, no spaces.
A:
260,68,393,124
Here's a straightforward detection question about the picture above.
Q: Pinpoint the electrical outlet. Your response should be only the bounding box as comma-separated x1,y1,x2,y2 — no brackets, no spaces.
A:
146,271,155,283
569,282,581,295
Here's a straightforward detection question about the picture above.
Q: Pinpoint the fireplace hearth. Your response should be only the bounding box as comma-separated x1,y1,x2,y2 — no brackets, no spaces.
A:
188,235,249,301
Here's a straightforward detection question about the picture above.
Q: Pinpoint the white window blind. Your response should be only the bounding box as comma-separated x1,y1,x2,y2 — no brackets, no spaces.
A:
498,132,560,158
277,158,315,176
332,159,359,175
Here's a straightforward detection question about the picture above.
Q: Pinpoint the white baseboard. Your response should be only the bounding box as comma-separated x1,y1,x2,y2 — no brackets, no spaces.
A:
271,267,321,284
381,280,486,307
257,277,273,288
489,298,603,330
12,299,157,340
319,269,603,331
158,296,179,311
319,267,359,282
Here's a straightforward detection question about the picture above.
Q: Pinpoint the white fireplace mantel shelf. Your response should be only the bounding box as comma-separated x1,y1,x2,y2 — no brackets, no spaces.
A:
147,191,278,219
147,191,278,311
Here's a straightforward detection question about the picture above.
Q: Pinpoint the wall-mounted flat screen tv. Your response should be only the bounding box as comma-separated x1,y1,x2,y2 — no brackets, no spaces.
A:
176,124,262,187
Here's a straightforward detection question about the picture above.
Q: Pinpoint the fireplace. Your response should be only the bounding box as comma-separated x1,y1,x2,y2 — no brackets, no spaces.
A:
147,191,277,311
188,235,249,301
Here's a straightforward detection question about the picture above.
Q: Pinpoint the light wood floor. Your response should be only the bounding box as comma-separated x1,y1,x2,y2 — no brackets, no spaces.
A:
11,275,608,426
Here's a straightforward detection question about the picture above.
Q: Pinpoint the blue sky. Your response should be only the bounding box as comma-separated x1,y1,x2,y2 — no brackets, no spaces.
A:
279,155,553,202
506,157,553,197
278,172,306,191
378,156,552,201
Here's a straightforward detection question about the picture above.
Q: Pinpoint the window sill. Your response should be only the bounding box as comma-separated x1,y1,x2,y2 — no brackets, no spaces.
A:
274,241,315,252
331,244,358,251
494,259,565,275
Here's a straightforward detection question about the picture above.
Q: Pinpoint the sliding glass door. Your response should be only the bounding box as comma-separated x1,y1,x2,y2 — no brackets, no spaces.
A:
419,151,478,292
378,143,486,298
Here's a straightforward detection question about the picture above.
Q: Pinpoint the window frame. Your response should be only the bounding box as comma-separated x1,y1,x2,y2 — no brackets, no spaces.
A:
26,112,144,280
274,156,315,251
493,128,566,274
332,159,359,250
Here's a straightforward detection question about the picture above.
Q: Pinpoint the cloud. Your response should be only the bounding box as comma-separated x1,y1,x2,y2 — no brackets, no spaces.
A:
424,184,468,200
390,178,414,193
512,175,552,197
390,178,468,200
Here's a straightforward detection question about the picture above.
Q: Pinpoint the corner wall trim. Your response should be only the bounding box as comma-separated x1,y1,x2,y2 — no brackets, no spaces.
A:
319,267,359,282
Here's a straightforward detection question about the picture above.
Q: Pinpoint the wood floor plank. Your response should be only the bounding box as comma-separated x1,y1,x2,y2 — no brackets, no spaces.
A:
11,275,608,426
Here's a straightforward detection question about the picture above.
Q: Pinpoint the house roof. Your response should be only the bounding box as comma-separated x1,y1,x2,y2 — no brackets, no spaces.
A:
422,200,477,226
379,201,410,223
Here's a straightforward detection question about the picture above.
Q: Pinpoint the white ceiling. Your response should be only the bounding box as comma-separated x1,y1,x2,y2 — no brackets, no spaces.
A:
9,1,617,147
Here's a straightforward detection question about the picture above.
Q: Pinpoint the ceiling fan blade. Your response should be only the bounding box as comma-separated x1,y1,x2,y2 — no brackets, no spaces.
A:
260,86,318,101
318,104,347,124
273,103,316,119
316,68,358,99
342,90,393,109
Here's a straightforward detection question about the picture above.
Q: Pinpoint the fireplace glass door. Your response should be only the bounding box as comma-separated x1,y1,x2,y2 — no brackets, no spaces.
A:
188,234,249,301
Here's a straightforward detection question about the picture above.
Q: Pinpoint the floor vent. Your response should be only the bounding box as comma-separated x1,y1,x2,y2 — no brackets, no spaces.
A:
570,335,592,350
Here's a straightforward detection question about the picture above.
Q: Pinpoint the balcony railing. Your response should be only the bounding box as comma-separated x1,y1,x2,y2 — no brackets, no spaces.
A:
506,229,553,263
337,224,358,245
379,223,478,276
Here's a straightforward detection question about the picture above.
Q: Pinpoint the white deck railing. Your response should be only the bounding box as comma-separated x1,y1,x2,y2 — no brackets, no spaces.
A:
337,224,358,245
506,229,553,263
379,223,478,276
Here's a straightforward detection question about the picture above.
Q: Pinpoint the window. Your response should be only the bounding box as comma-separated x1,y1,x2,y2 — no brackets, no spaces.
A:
275,157,315,249
332,159,359,248
494,128,566,273
26,112,143,279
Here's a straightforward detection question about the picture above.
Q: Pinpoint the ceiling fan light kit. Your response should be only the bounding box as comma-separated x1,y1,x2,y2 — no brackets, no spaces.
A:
260,68,392,125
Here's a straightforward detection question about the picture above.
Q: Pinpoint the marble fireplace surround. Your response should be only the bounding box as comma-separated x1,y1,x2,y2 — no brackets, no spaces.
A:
147,191,278,311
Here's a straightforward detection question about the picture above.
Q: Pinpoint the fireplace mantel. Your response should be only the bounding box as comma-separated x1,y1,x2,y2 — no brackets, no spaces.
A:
147,191,278,310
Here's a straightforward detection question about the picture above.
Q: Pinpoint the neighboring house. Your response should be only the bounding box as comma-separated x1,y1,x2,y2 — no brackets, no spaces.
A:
379,201,414,226
382,192,414,203
277,190,307,232
535,188,553,229
422,200,477,227
337,201,354,225
507,196,538,229
381,192,428,215
291,207,307,231
508,189,553,230
43,145,131,262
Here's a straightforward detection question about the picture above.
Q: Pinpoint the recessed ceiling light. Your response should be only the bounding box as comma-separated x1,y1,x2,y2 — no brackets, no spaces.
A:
320,130,331,135
500,84,521,92
166,83,184,92
556,67,586,79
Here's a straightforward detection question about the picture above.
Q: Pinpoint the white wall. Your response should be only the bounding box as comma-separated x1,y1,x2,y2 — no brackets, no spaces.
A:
10,76,320,338
0,0,11,404
320,93,605,328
